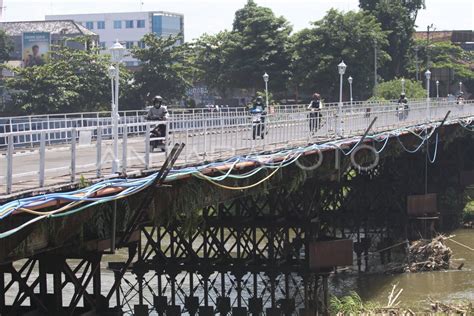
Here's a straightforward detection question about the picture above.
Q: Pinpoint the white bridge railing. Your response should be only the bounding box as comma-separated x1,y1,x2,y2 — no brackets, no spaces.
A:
0,99,427,148
0,99,472,195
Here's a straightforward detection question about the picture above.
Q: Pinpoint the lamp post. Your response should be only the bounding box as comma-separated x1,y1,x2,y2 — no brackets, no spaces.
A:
436,80,439,99
263,72,269,108
348,76,353,109
425,69,431,120
459,81,463,95
338,61,347,136
401,78,405,95
109,40,125,174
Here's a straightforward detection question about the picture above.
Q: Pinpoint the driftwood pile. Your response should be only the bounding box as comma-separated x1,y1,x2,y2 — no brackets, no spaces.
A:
430,299,473,314
405,235,452,272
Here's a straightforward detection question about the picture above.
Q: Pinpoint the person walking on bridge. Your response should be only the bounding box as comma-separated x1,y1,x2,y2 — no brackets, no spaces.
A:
308,93,322,133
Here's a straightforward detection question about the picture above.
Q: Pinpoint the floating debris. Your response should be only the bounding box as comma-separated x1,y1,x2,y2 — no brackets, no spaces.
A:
405,235,452,272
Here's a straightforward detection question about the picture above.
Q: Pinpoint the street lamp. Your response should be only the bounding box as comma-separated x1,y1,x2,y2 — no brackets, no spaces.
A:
425,69,431,120
436,80,439,99
459,81,463,95
109,40,125,174
338,61,347,136
263,72,269,108
348,76,353,108
401,78,405,94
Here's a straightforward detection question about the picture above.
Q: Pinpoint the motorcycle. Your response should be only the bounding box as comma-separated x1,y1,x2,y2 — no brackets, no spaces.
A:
150,121,167,152
250,108,265,140
396,103,409,121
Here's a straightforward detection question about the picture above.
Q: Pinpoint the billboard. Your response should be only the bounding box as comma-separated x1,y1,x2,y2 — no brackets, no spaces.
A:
22,32,50,67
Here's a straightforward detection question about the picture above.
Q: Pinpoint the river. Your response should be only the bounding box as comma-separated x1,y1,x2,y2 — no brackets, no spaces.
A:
331,229,474,309
7,229,473,314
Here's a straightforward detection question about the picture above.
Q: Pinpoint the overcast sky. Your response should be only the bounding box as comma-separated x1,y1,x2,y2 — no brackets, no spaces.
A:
3,0,474,41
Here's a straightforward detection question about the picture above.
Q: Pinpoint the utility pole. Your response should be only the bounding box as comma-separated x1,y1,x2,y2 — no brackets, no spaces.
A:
374,38,378,93
426,24,434,69
414,46,419,81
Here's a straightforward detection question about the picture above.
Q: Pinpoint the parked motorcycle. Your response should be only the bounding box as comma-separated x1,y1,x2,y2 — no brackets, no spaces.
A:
250,108,265,140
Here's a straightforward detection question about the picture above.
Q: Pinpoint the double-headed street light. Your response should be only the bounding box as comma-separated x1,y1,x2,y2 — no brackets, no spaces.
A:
108,40,125,174
425,69,431,120
263,72,269,108
338,61,347,136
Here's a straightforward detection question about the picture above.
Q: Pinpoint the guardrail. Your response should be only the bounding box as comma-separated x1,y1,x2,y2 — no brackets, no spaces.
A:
0,99,472,195
0,99,443,149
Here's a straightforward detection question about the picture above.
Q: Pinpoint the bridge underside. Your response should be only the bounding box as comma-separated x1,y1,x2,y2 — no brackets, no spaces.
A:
0,124,473,315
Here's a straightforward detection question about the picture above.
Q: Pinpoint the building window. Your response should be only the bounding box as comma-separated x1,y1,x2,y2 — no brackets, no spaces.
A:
97,21,105,29
137,20,145,28
114,20,122,29
99,42,106,49
85,21,94,30
125,20,134,29
125,41,134,49
137,41,146,49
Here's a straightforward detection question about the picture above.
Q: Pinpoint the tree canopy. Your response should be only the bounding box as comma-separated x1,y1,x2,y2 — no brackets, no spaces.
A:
131,34,192,104
5,46,129,115
373,78,426,100
191,32,233,98
226,0,292,93
360,0,425,79
0,30,12,64
291,9,389,101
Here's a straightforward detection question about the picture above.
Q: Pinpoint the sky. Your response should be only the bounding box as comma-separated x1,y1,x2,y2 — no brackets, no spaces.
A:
3,0,474,41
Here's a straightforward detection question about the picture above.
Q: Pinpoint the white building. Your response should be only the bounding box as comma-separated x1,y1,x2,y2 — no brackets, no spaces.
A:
46,11,184,66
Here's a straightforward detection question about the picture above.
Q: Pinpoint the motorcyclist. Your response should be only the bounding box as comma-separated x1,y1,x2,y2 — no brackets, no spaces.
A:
457,92,465,105
252,96,266,112
308,93,322,132
397,93,409,120
398,93,408,108
146,95,169,144
146,95,169,121
251,96,266,132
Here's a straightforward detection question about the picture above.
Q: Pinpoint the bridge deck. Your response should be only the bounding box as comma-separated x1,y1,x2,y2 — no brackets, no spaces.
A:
0,100,472,198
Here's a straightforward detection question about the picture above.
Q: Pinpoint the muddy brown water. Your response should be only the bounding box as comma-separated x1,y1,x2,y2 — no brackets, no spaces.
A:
331,229,474,309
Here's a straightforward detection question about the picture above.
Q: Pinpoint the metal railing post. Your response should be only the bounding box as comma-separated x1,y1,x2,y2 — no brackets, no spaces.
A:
6,134,13,194
165,120,170,159
122,125,128,174
71,128,76,183
96,128,102,178
39,132,46,187
145,123,150,169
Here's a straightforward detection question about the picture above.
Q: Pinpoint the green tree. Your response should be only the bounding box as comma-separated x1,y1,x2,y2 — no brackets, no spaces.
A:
0,30,12,63
373,78,425,100
359,0,425,78
291,9,389,101
5,47,129,115
226,0,292,94
407,40,474,81
131,34,192,104
191,32,233,98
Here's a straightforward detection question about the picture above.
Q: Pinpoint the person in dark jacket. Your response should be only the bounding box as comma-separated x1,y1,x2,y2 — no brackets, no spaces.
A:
308,93,322,132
